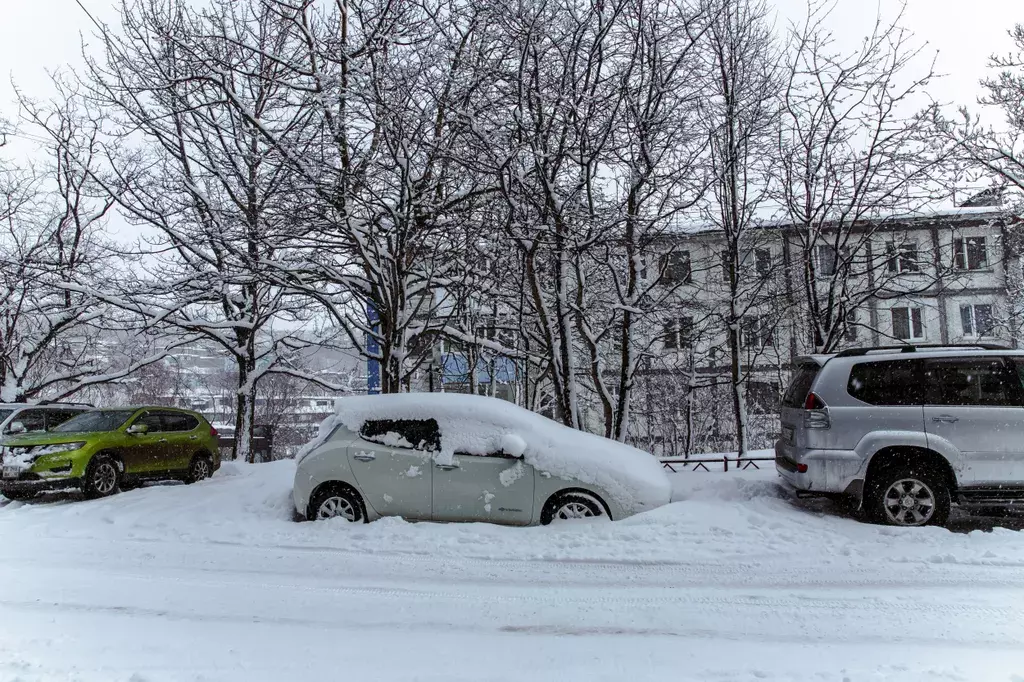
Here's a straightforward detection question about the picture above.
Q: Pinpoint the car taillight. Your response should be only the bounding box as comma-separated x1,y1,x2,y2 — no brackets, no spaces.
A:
210,425,219,438
803,392,830,429
804,392,825,410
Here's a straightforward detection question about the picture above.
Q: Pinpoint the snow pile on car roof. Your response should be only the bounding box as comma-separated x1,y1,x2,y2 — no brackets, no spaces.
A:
302,393,671,514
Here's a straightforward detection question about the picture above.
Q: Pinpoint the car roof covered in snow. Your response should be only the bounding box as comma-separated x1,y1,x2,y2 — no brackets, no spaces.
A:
302,393,671,514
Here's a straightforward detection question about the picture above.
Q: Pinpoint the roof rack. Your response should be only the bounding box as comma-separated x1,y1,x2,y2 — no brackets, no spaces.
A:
34,400,95,408
834,343,1012,358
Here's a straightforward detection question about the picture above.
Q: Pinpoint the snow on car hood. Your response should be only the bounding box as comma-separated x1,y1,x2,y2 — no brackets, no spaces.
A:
299,393,671,514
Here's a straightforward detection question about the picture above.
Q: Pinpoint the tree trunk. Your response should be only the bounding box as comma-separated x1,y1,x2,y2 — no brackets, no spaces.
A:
233,356,258,463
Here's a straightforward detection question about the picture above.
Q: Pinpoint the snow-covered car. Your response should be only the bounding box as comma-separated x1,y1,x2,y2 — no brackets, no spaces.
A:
293,393,671,525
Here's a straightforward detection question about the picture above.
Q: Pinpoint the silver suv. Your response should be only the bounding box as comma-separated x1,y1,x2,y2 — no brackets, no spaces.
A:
776,344,1024,527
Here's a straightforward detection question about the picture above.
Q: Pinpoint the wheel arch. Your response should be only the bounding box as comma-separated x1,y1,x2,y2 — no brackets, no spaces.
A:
307,480,368,520
93,449,125,473
543,487,613,520
865,446,958,494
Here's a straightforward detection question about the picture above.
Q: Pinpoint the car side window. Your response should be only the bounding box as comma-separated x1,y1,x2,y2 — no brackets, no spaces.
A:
10,409,47,433
847,360,923,406
923,357,1021,407
135,411,165,432
360,419,440,452
46,410,83,430
454,450,520,459
162,413,199,431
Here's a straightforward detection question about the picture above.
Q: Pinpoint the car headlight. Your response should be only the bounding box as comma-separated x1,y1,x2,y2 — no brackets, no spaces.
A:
32,442,87,457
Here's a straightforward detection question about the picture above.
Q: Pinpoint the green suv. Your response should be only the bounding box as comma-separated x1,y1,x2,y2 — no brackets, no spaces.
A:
0,407,221,501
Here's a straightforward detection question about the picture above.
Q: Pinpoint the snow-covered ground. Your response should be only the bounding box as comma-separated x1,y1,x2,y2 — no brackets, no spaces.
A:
2,460,1024,681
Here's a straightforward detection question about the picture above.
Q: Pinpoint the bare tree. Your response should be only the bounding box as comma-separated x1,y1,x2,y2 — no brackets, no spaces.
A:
778,1,944,353
931,24,1024,200
578,0,714,441
0,91,173,403
202,0,499,395
699,0,781,456
82,0,320,461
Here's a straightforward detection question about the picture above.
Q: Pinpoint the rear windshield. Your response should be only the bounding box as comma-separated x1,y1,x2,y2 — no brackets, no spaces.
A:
847,360,922,406
782,362,821,408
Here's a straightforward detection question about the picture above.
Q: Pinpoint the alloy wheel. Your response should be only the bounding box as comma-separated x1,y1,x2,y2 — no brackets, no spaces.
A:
194,459,211,480
882,478,936,526
92,462,117,495
316,495,357,521
555,501,596,520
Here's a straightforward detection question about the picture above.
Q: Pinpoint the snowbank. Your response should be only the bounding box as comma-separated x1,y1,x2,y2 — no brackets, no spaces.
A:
305,393,671,514
5,462,1024,682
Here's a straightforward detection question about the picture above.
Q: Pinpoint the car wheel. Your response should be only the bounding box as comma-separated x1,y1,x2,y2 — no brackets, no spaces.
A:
308,486,365,523
864,464,950,527
83,455,120,499
186,455,213,484
541,492,605,525
1,490,37,502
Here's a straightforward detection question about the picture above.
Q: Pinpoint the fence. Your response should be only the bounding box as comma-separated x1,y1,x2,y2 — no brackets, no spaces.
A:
659,453,775,473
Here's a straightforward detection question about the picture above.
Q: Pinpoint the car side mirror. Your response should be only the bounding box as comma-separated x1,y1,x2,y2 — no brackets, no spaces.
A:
6,421,25,435
127,423,149,435
499,433,526,459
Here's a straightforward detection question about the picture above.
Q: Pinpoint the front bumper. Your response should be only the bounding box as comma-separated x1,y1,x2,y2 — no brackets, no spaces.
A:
774,440,865,496
1,474,82,494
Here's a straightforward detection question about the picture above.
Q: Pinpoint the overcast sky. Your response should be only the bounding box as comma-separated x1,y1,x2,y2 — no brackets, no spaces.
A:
1,0,1018,104
1,0,1019,125
0,0,1019,193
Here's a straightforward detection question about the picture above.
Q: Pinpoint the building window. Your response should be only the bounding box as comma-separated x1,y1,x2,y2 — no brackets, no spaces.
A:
843,311,858,342
886,242,919,274
747,381,780,414
661,251,692,284
754,248,771,277
816,244,837,276
960,303,994,337
662,316,693,351
741,316,774,350
891,306,925,341
720,250,730,282
954,236,988,270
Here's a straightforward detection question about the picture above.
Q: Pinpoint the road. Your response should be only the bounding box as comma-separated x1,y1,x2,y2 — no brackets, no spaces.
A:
1,461,1023,681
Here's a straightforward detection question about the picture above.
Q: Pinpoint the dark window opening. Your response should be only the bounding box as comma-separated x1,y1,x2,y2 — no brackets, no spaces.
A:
360,418,441,452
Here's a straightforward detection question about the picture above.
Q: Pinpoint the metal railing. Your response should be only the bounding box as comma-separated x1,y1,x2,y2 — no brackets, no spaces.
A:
660,454,775,473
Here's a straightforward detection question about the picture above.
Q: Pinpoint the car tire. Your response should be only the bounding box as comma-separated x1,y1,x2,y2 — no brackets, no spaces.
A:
864,462,950,527
82,454,120,500
1,490,37,502
540,492,605,525
185,454,213,484
307,485,366,523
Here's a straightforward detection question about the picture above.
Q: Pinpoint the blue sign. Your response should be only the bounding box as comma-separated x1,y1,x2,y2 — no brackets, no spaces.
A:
366,301,381,395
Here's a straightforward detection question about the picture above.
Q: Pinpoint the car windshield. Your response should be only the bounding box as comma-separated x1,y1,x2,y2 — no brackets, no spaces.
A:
0,409,13,425
51,410,137,433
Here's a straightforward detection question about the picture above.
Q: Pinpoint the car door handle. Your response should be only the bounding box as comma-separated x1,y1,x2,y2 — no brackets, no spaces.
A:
932,415,959,424
158,438,169,443
435,463,459,471
353,453,376,462
189,435,199,440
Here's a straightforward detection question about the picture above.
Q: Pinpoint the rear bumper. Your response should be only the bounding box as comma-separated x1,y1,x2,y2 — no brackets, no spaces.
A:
775,440,865,496
1,476,81,495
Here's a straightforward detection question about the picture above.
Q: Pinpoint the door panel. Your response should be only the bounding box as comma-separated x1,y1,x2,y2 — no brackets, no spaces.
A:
160,412,201,471
347,442,433,520
120,411,168,475
922,357,1024,485
432,455,535,525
